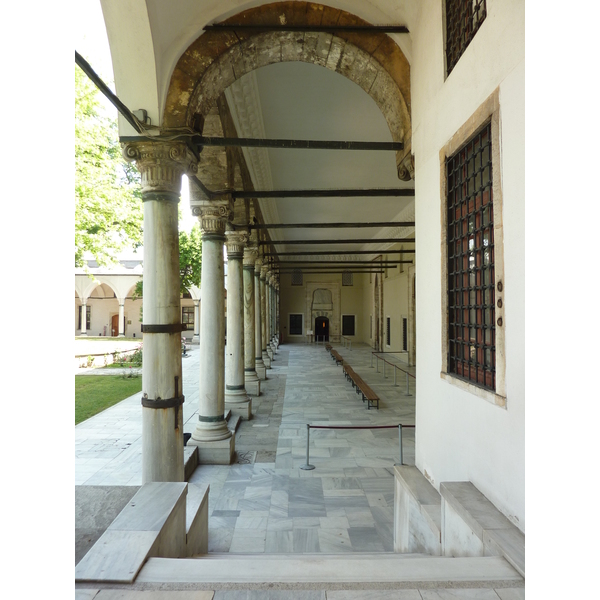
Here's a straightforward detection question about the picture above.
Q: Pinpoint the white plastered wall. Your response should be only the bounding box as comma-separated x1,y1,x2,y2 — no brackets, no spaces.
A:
412,0,525,529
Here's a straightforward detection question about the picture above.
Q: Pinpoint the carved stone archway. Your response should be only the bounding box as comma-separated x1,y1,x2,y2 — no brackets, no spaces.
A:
163,2,413,180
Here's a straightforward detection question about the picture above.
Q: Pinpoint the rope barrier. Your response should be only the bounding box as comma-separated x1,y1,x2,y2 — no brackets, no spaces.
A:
300,423,415,471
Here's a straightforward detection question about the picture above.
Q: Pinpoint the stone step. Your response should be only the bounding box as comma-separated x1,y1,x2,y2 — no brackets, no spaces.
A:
135,553,523,586
227,415,241,433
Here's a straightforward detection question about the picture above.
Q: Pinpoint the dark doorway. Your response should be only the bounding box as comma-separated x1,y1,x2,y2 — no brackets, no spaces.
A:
315,317,329,342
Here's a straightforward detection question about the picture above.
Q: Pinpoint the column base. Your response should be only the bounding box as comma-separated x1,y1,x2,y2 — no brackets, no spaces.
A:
78,332,88,337
267,348,274,360
225,398,252,420
245,377,261,396
256,364,267,380
192,334,200,345
262,352,271,368
186,435,235,465
118,333,125,337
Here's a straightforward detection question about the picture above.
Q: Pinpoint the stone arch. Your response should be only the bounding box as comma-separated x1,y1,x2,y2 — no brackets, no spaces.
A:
163,2,413,180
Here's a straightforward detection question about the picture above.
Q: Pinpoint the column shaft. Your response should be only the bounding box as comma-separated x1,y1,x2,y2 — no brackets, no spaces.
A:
141,193,184,482
225,234,251,419
254,261,266,379
243,248,260,395
122,140,196,484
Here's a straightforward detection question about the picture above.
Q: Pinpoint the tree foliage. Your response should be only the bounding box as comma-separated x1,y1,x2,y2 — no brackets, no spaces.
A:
75,64,143,267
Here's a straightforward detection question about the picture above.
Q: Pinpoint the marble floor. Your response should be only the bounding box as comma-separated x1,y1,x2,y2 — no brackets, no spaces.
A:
75,343,526,598
76,341,416,553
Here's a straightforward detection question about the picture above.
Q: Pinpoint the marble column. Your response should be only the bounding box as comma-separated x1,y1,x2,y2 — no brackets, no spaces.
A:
265,271,275,361
269,275,277,353
243,246,260,395
254,257,266,379
80,299,87,336
260,264,271,368
118,300,125,337
224,230,252,420
192,299,200,345
123,141,195,483
187,203,234,464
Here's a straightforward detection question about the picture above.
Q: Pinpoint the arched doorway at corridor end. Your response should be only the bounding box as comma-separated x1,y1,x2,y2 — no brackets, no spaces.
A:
315,316,329,343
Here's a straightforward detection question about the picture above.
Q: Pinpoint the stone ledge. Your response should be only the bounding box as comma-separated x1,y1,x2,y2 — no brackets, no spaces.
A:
393,466,441,555
75,482,188,583
185,483,210,557
440,482,525,578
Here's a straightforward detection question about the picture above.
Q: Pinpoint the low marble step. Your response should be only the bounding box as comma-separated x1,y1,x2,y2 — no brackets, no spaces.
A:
227,415,241,433
136,553,523,586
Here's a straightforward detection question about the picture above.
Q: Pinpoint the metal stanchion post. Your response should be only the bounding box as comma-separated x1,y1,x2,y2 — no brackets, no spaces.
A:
300,424,315,470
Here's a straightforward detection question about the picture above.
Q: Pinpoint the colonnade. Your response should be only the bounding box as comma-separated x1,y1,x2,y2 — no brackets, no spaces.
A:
123,140,279,481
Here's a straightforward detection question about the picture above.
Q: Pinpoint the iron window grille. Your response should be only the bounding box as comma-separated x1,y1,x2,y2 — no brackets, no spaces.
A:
182,306,194,330
446,120,495,391
446,0,487,76
291,269,303,286
289,314,303,335
342,270,353,286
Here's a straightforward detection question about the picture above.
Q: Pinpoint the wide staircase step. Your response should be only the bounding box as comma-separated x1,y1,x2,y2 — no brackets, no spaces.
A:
135,552,523,586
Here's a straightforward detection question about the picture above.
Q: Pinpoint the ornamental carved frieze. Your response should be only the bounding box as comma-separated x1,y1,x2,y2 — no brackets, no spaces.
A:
122,141,197,195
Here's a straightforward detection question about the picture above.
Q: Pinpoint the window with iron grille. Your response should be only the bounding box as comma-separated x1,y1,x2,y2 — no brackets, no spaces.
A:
342,315,355,336
446,0,487,76
342,270,353,286
289,314,303,335
446,120,495,391
182,306,194,330
291,269,303,286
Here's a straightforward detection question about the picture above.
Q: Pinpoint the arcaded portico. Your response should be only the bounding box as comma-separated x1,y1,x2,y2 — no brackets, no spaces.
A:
76,0,526,593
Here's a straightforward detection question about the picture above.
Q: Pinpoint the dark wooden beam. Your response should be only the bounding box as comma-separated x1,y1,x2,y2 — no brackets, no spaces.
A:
248,222,415,230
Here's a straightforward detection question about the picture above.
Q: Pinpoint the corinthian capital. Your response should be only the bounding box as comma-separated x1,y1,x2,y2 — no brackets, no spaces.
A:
122,140,197,195
191,196,234,238
225,230,248,258
243,244,258,268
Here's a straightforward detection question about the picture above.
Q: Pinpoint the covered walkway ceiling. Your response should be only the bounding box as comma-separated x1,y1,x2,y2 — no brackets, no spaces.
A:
99,0,416,267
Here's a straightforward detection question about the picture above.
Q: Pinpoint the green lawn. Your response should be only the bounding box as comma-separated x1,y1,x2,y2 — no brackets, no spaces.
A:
75,375,142,425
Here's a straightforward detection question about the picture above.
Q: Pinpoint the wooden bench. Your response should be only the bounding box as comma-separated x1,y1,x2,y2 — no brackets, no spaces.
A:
343,364,379,409
330,349,344,365
343,363,356,382
325,343,332,352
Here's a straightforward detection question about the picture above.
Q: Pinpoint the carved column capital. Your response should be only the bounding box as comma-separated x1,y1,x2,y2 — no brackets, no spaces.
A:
254,256,263,273
260,264,269,280
122,140,197,196
192,200,234,238
243,245,258,268
225,230,248,258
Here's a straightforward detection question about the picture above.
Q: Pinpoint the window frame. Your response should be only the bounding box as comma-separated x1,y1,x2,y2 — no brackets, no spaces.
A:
182,305,195,330
78,304,91,330
440,88,506,407
444,0,488,77
342,314,356,337
288,313,303,336
386,316,391,347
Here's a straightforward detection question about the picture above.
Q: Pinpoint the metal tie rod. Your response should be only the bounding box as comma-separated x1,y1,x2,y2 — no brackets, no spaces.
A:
233,188,414,199
248,221,415,229
205,24,410,34
263,250,415,256
260,238,414,245
196,136,403,151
